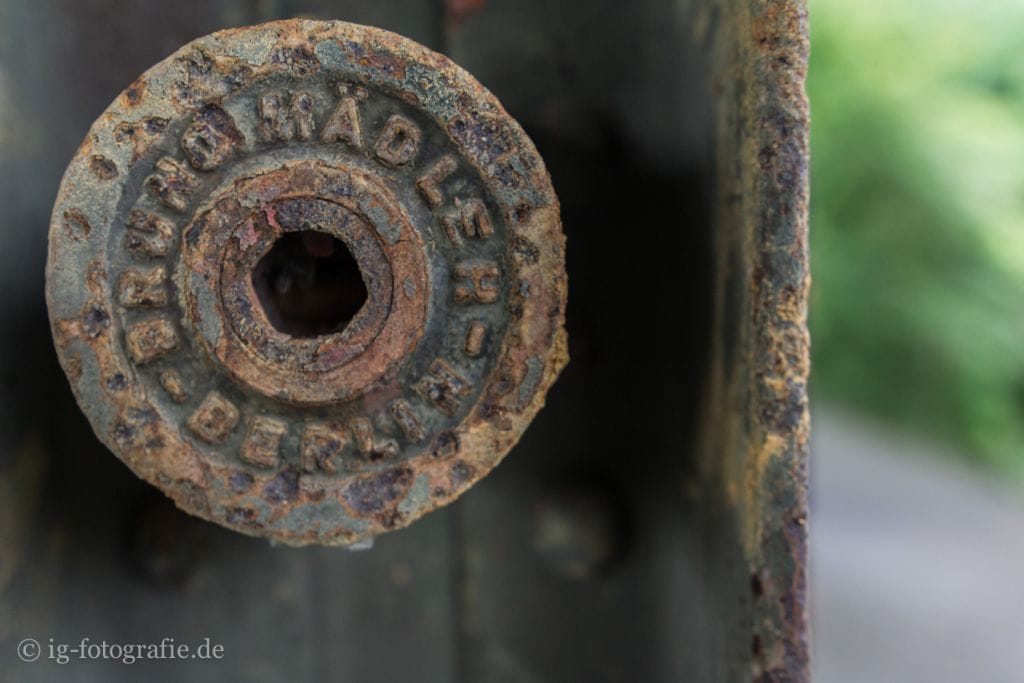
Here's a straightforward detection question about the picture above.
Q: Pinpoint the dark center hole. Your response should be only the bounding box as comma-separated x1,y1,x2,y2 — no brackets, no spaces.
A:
251,231,368,338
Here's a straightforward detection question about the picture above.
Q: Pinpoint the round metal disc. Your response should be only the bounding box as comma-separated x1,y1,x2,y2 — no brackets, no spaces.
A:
46,19,568,546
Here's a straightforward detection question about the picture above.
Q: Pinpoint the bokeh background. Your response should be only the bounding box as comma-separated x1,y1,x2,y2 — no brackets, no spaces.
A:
811,0,1024,469
809,0,1024,679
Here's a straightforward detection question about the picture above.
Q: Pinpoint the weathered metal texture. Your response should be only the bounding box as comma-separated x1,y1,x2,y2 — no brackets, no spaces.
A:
696,0,811,680
3,1,810,680
45,19,568,546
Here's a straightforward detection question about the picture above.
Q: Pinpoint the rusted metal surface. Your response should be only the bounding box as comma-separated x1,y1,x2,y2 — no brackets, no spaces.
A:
696,0,811,680
0,0,812,680
45,18,568,546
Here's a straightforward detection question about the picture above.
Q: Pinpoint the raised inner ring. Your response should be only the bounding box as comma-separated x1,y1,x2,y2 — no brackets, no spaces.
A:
180,160,431,406
219,197,394,371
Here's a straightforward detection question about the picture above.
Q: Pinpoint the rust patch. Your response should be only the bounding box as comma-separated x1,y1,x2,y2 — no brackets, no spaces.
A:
700,0,810,679
122,76,146,107
114,117,170,163
270,45,320,76
263,467,301,504
62,209,91,240
89,155,118,180
343,467,414,515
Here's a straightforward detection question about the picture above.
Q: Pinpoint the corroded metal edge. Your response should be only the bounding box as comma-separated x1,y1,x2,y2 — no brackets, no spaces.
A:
45,19,568,546
699,0,810,680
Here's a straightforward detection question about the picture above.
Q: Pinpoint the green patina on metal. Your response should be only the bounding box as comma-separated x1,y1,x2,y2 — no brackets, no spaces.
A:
45,19,569,547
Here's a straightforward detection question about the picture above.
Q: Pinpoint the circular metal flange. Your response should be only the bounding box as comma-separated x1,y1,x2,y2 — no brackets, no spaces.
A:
45,19,568,546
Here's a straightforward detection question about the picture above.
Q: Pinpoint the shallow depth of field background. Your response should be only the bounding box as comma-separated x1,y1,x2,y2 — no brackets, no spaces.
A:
810,0,1024,471
809,0,1024,680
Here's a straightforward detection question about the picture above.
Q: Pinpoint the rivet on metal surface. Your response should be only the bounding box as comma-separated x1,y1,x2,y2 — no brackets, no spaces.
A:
46,19,568,546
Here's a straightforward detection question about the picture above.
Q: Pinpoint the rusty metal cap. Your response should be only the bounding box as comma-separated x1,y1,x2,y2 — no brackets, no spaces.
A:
45,19,568,546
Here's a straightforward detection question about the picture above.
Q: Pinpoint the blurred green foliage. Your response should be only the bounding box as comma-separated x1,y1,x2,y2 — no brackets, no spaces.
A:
808,0,1024,468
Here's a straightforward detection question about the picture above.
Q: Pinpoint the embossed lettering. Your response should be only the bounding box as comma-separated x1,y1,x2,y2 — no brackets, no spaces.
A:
453,261,500,304
320,91,363,149
125,317,178,364
145,156,198,212
301,423,347,473
158,368,188,403
117,267,168,308
416,155,457,207
187,391,239,444
180,103,245,171
464,321,487,357
416,359,471,416
389,399,426,443
374,114,421,166
349,416,399,461
125,209,175,258
440,198,494,248
240,416,286,468
259,91,315,142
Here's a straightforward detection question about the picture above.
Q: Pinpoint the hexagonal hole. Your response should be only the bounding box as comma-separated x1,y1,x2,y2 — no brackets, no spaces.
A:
251,231,368,338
